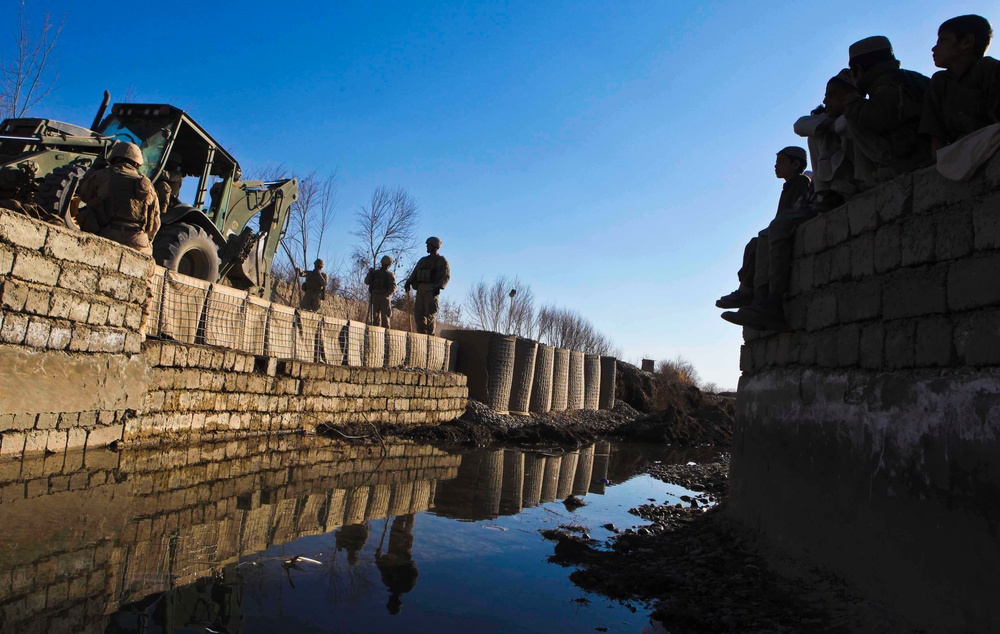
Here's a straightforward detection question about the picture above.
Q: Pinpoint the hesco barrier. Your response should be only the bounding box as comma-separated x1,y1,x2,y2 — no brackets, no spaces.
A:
529,344,554,413
508,338,538,415
550,348,570,411
364,325,386,368
442,329,515,412
406,332,428,368
583,354,601,410
319,316,347,364
427,335,447,371
147,267,452,371
567,350,585,410
386,328,407,367
599,355,617,409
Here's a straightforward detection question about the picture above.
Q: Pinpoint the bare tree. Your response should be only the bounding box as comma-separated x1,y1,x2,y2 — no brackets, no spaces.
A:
279,170,339,272
655,356,701,387
536,304,616,355
465,276,535,336
1,2,62,118
351,185,419,267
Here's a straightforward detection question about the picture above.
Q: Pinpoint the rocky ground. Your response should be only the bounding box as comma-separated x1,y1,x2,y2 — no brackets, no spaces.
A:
542,454,923,633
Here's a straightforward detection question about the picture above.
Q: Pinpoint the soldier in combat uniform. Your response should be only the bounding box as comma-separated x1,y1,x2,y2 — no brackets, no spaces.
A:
404,237,450,335
76,142,160,255
365,255,397,327
296,259,328,311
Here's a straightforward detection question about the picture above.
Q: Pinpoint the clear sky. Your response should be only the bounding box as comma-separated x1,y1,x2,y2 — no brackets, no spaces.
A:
9,0,997,389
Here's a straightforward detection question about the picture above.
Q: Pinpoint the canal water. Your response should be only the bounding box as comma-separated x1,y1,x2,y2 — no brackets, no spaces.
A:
0,436,713,633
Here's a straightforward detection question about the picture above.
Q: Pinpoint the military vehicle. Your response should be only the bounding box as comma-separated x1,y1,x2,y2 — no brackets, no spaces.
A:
0,92,297,296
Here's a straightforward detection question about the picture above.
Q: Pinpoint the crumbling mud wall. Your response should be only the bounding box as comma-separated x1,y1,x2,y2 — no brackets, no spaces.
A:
730,157,1000,632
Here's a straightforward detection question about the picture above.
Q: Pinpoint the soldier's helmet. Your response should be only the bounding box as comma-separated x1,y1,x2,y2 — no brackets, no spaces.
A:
426,236,442,248
314,259,325,268
110,142,144,167
380,255,393,266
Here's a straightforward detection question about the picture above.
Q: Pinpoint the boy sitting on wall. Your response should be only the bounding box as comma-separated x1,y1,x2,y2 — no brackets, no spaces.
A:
794,69,860,211
843,36,931,188
717,147,814,331
920,15,1000,153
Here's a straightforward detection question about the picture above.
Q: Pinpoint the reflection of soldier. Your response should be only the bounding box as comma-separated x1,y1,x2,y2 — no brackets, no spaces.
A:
154,152,184,212
365,255,397,327
296,259,328,311
376,514,419,615
335,522,370,567
404,237,450,335
77,142,161,256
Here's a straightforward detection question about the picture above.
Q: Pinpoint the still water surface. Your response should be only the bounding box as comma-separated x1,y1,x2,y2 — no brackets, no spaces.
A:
0,436,712,633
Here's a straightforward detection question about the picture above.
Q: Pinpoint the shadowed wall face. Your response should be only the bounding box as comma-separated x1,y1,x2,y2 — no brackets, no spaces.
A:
730,157,1000,632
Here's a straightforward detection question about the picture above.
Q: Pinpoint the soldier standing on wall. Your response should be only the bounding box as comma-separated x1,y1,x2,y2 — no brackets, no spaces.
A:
296,259,328,312
365,255,397,327
76,142,161,256
404,237,450,335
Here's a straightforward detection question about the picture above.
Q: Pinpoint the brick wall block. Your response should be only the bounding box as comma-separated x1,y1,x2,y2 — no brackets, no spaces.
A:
882,267,947,320
947,254,1000,311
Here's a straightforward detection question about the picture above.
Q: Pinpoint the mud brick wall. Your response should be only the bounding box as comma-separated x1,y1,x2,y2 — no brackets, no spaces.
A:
730,156,1000,633
132,340,468,444
0,210,153,457
0,436,461,633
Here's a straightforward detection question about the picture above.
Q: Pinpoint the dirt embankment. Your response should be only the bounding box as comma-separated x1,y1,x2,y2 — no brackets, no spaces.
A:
392,361,735,448
541,457,920,634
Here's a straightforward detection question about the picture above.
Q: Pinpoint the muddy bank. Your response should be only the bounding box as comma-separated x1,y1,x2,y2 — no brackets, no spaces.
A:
541,455,921,634
391,362,735,448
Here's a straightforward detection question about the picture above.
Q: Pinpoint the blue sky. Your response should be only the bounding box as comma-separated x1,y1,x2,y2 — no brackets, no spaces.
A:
10,0,996,389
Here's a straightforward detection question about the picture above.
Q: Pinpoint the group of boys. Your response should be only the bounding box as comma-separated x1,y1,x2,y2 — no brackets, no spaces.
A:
717,14,1000,331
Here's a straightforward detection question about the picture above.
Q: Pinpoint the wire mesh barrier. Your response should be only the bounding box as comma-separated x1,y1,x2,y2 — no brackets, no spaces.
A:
204,284,248,350
599,356,617,410
319,316,347,365
427,335,447,371
295,310,323,363
485,334,516,414
146,267,166,338
572,445,595,496
583,354,601,411
243,296,269,355
550,348,570,411
567,351,586,410
161,271,210,344
508,338,538,415
407,332,429,369
265,303,296,359
529,344,554,414
386,328,408,367
343,320,365,366
364,326,386,368
144,270,462,375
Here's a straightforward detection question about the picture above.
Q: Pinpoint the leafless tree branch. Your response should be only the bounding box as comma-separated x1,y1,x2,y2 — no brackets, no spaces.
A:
1,2,62,118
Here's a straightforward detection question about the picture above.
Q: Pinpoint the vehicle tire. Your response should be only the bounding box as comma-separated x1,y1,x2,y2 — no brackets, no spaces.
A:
36,164,88,226
154,223,221,283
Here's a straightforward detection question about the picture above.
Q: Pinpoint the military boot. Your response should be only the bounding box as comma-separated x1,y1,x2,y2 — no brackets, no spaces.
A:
716,286,753,309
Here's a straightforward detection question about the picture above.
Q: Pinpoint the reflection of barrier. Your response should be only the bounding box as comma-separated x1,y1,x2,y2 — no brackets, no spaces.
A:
599,356,617,410
551,348,570,411
508,338,538,415
583,354,601,410
147,269,454,370
529,344,554,414
567,351,585,410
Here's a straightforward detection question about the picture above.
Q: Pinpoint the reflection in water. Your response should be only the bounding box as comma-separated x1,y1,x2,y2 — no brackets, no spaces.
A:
0,433,709,633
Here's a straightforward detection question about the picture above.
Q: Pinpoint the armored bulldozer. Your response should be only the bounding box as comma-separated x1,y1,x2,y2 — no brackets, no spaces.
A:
0,92,297,297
